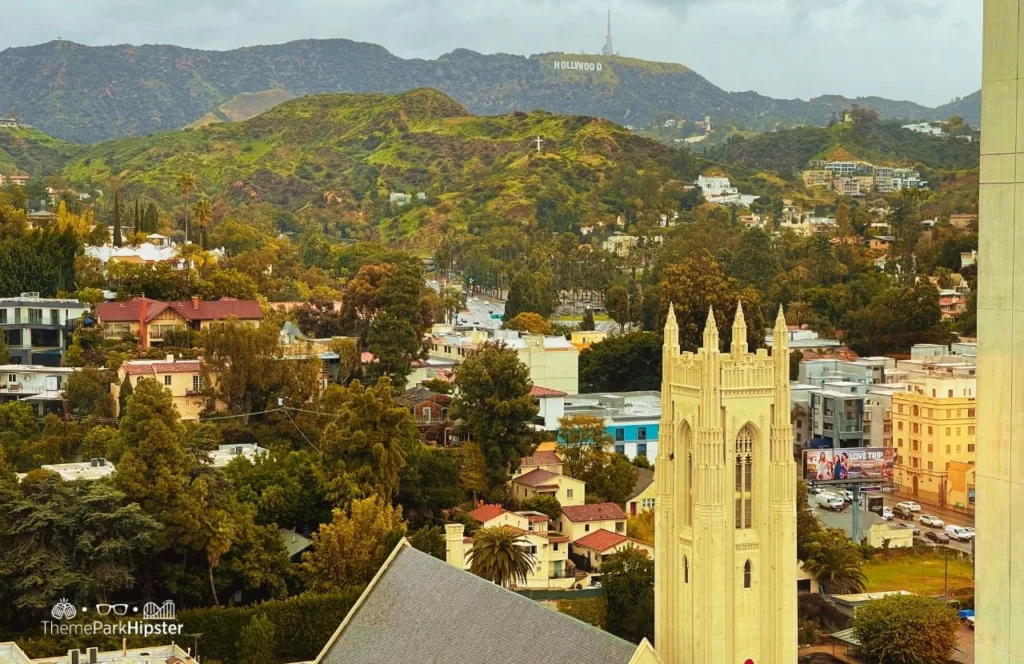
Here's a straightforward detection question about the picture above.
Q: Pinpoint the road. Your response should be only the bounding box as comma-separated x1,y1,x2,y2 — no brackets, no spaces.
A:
810,499,974,555
460,292,504,331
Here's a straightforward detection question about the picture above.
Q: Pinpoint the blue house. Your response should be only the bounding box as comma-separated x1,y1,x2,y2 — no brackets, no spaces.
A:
560,391,661,462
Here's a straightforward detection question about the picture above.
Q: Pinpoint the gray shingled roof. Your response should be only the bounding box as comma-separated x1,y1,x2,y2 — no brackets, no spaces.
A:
625,468,655,503
318,543,640,664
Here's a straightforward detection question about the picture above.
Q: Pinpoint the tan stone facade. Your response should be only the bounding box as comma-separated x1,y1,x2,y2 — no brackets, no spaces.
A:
976,1,1024,659
654,304,796,664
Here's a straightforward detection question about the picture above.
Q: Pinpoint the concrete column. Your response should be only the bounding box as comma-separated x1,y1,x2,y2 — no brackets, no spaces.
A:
977,1,1024,660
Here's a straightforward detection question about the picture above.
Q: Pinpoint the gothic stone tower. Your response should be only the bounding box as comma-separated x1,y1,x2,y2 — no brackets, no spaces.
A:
654,304,797,664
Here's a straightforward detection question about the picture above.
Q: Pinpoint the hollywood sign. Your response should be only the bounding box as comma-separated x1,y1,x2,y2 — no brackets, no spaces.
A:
552,60,604,72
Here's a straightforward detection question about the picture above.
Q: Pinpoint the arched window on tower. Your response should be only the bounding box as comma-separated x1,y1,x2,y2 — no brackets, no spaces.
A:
743,560,752,588
734,426,754,529
684,556,689,583
681,424,693,526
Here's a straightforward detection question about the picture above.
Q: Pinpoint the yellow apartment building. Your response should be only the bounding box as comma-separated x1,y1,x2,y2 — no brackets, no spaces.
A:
892,374,976,509
112,356,225,421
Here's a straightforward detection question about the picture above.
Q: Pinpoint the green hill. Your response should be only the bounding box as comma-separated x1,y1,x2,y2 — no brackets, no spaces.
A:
713,121,980,174
188,89,296,129
0,125,80,176
0,38,976,144
63,89,703,247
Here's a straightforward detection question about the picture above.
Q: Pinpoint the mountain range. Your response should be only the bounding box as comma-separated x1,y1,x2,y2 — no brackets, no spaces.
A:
0,39,981,144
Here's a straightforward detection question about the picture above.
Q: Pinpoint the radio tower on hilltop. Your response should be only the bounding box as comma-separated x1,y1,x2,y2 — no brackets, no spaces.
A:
602,8,615,56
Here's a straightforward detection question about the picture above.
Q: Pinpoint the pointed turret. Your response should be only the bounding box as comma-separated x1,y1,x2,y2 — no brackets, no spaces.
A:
664,302,679,353
702,306,719,352
774,304,788,352
731,301,748,357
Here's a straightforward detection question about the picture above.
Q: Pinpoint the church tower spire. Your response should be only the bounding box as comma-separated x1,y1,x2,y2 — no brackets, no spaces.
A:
702,306,719,352
731,301,748,358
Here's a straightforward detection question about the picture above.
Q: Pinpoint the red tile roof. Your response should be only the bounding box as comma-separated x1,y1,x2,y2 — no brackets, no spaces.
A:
561,502,627,523
520,450,562,467
573,529,651,553
123,360,202,376
468,504,506,523
96,297,262,323
513,468,561,487
530,385,567,398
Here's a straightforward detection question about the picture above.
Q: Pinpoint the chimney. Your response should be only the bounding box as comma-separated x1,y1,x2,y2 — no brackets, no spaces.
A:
166,354,175,363
139,296,150,350
69,650,80,664
90,458,98,467
445,523,467,569
191,296,200,310
88,647,98,664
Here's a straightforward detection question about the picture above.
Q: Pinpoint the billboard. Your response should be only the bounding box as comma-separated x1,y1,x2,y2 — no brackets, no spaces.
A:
804,448,895,483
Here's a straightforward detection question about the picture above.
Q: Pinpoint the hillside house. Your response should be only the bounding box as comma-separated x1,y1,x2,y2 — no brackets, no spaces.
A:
0,293,87,366
558,502,628,543
394,385,454,445
511,468,586,507
112,356,224,421
624,467,655,516
96,297,263,348
515,450,564,478
0,365,78,416
572,529,654,572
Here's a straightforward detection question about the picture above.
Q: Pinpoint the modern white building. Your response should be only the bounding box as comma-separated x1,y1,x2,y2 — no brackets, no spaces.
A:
902,122,943,136
209,443,269,468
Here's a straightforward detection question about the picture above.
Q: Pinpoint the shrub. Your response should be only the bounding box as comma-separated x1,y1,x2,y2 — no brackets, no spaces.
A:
178,590,362,663
557,597,608,629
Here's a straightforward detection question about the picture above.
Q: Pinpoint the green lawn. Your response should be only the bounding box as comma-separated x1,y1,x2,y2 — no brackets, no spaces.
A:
863,550,974,596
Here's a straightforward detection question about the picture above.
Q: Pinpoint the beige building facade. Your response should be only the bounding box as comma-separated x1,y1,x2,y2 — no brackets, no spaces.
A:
112,356,223,421
655,304,797,664
977,1,1024,659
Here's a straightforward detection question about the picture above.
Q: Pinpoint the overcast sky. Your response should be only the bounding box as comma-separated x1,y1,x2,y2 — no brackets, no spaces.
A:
0,0,981,107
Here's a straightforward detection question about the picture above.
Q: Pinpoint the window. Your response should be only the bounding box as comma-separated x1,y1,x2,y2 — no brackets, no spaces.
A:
928,462,933,471
163,375,172,386
898,404,905,414
566,489,573,499
913,423,920,434
421,406,431,422
615,521,624,533
0,310,5,324
913,406,919,416
898,439,903,447
192,375,201,392
968,409,976,418
946,427,951,436
898,421,904,431
614,444,624,455
638,427,647,441
584,524,590,532
743,560,752,589
50,309,60,325
913,458,919,468
957,445,962,453
928,444,933,453
553,543,558,551
7,373,15,382
615,428,624,441
637,443,647,457
684,556,689,583
949,390,954,398
968,426,975,435
968,444,975,453
946,445,951,454
734,427,754,530
642,498,656,510
957,428,962,436
928,426,933,435
796,419,803,429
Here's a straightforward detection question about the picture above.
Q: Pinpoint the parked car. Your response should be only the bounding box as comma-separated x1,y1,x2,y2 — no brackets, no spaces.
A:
815,493,845,511
925,531,951,544
919,514,945,528
945,525,973,541
898,522,921,536
893,505,915,520
807,485,822,496
880,506,894,521
841,489,855,502
896,501,921,512
961,527,975,540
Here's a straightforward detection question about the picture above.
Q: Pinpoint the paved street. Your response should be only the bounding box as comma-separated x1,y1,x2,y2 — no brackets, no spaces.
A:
460,292,504,330
810,500,974,555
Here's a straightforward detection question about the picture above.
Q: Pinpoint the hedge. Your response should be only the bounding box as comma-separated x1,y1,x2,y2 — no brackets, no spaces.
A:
178,589,364,663
556,597,608,630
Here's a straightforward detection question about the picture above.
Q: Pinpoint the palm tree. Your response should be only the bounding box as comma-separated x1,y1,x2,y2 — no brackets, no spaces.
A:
467,525,535,589
177,172,197,243
804,532,868,595
193,195,212,249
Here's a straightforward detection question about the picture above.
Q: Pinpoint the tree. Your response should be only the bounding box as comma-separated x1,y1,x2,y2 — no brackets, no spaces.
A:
504,311,554,335
112,190,122,247
397,443,463,523
316,379,416,505
845,283,950,356
408,525,446,559
365,312,419,389
451,343,538,488
458,442,488,503
853,593,959,664
558,414,613,478
803,528,867,595
626,509,654,544
503,270,555,320
0,329,7,364
193,196,212,249
178,173,197,242
467,525,534,588
580,308,596,331
583,453,639,505
631,455,650,469
730,228,777,293
520,495,562,523
203,320,321,418
302,496,406,592
655,250,766,351
605,283,633,332
64,367,116,419
0,474,161,609
602,546,655,644
226,449,330,531
237,613,276,664
579,332,662,393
